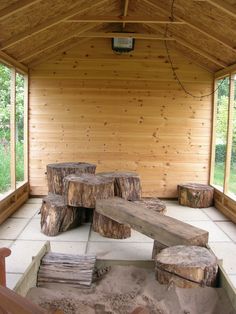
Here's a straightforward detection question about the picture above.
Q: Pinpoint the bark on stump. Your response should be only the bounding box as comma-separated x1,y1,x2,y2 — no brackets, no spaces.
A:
155,245,218,288
63,174,114,208
47,162,96,195
40,194,83,236
178,183,214,208
98,171,141,200
93,210,131,239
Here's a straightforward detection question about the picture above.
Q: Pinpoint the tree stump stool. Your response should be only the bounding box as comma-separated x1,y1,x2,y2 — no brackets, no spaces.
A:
93,210,131,239
63,174,114,208
133,198,167,259
47,162,96,195
155,245,218,288
40,194,84,236
98,171,141,201
178,183,214,208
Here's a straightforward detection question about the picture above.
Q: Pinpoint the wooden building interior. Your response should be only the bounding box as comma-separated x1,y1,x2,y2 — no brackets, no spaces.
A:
1,0,236,312
0,1,236,233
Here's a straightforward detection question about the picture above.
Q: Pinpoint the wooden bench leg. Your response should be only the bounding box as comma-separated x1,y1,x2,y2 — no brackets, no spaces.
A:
0,248,11,287
152,240,167,259
93,211,131,239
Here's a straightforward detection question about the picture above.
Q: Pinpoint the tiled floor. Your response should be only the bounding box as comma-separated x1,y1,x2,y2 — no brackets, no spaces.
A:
0,198,236,291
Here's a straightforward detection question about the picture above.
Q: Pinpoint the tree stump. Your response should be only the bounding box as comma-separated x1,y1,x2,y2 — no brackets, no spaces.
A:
47,162,96,195
63,174,114,208
98,171,141,201
93,210,131,239
178,183,214,208
40,194,84,236
155,245,218,288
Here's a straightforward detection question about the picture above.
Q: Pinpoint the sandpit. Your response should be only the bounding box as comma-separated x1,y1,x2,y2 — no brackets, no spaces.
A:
26,265,235,314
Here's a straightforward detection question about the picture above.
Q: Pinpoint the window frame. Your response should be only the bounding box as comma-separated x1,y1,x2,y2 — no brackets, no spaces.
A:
0,60,28,221
211,72,236,201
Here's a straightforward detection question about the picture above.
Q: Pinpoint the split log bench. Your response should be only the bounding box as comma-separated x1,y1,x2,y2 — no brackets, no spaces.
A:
178,183,214,208
155,245,218,288
47,162,96,195
133,197,167,258
95,197,209,248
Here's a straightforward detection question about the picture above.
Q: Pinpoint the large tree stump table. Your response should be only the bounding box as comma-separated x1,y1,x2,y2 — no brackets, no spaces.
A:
98,171,141,201
155,245,218,288
47,162,96,195
40,194,84,236
178,183,214,208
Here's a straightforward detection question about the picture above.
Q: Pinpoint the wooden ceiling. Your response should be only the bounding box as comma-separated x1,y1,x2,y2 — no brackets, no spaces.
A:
0,0,236,72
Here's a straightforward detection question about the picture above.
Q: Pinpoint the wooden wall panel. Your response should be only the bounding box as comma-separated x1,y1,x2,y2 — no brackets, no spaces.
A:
29,39,213,197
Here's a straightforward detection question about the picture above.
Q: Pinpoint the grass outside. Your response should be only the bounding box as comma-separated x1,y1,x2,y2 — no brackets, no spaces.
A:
214,162,236,195
0,142,24,193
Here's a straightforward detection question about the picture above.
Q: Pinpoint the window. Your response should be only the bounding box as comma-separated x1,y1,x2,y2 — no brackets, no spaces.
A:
212,77,229,190
0,62,28,199
228,75,236,197
0,64,11,195
211,73,236,200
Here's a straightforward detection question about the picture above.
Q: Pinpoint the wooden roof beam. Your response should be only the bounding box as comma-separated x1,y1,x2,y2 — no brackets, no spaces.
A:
75,32,174,40
122,0,129,28
0,0,109,50
143,0,236,54
18,23,99,62
194,0,236,18
147,24,227,68
0,0,41,21
0,51,28,73
64,16,185,24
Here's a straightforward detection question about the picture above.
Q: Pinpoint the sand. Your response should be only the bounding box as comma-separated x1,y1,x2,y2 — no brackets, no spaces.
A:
26,265,236,314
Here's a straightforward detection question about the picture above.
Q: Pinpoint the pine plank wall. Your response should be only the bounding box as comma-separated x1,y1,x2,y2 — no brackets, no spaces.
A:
29,39,213,197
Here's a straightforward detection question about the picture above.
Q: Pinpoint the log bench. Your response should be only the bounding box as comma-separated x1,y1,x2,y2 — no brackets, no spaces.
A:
95,197,209,247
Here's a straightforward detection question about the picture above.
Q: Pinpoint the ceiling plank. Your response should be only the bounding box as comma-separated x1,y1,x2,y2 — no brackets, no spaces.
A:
147,24,227,68
18,23,98,62
75,31,174,40
122,0,129,28
64,16,185,24
0,0,109,50
143,0,236,53
194,0,236,18
0,0,41,21
0,51,28,73
28,38,90,68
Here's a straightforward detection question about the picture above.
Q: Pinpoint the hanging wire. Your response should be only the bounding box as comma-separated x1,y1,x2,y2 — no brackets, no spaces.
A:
164,0,226,99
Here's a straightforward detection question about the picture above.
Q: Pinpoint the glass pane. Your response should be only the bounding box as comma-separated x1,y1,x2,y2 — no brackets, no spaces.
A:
15,72,25,185
0,63,11,197
213,77,230,190
229,74,236,197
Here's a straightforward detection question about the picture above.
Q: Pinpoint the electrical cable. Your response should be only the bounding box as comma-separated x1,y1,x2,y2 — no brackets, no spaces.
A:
164,0,226,99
